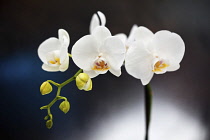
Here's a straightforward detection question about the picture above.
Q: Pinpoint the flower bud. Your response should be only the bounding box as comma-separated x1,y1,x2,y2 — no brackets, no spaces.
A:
59,100,70,114
76,73,92,91
40,81,52,95
46,120,53,129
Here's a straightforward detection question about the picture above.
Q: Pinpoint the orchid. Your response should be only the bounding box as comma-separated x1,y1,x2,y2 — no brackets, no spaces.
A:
72,26,126,78
125,26,185,85
89,11,106,34
89,11,138,51
36,11,186,138
38,29,70,72
115,24,138,51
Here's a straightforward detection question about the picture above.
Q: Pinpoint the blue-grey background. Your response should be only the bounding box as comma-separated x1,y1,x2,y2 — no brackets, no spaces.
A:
0,0,209,140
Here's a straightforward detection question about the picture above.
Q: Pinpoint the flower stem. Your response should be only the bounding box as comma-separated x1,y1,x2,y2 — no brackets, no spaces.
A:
60,69,83,88
68,53,72,58
144,84,153,140
40,69,83,128
47,80,60,87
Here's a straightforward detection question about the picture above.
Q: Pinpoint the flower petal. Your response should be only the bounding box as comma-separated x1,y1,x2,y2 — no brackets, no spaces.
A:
114,33,127,44
38,38,61,64
71,35,99,70
125,41,154,85
97,11,106,26
100,36,125,70
58,29,70,48
127,24,138,42
152,31,185,64
134,26,154,45
89,13,100,34
60,46,68,64
109,68,121,77
42,64,59,72
83,70,99,78
92,26,111,43
167,63,180,71
59,56,69,72
141,72,154,85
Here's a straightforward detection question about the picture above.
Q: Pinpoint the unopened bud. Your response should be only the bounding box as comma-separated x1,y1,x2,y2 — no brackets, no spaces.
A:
76,73,92,91
46,120,53,129
59,100,70,114
40,81,52,95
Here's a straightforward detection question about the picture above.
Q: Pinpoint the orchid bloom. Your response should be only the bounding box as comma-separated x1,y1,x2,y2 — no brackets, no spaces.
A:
38,29,70,72
90,11,138,51
115,24,138,51
72,26,126,78
89,11,106,34
125,26,185,85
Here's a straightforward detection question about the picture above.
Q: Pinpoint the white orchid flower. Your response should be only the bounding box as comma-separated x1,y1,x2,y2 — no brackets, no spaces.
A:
89,11,106,34
72,26,126,78
125,26,185,85
89,11,138,51
115,24,138,51
38,29,70,72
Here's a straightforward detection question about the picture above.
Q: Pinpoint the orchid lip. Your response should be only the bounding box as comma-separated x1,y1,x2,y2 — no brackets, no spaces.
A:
48,57,61,65
92,55,110,71
152,60,169,72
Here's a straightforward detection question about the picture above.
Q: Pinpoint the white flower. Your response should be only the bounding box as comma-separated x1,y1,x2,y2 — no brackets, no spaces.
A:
125,26,185,85
89,11,138,51
72,26,126,78
89,11,106,34
115,24,138,51
38,29,70,72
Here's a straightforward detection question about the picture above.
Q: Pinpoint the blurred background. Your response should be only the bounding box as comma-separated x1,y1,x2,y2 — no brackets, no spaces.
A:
0,0,209,139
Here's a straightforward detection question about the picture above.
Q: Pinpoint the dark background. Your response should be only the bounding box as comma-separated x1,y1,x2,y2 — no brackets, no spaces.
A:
0,0,209,140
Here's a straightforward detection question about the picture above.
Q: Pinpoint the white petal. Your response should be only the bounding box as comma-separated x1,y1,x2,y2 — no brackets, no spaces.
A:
141,72,154,85
59,56,69,72
134,26,154,45
109,68,121,77
152,30,185,64
114,33,127,44
90,13,100,34
127,24,138,42
38,38,61,64
83,70,99,78
92,26,111,43
58,29,70,48
42,64,59,72
71,35,99,70
94,69,109,75
100,36,125,70
60,46,68,64
167,63,180,71
45,51,57,63
125,41,154,85
97,11,106,26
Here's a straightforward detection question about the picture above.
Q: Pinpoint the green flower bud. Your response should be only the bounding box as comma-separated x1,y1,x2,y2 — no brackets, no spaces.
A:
46,120,53,129
44,115,49,120
59,100,70,114
40,81,52,95
76,73,92,91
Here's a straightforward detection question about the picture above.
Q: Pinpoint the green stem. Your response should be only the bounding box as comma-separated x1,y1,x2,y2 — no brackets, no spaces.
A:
68,53,72,58
60,69,83,88
41,69,83,127
144,84,153,140
48,87,62,108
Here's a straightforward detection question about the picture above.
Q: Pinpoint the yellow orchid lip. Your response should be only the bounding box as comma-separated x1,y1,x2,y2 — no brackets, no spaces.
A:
49,58,61,65
92,60,110,71
152,61,169,72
